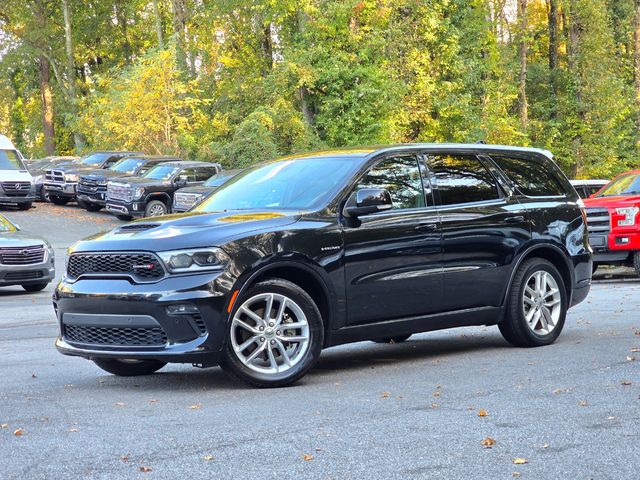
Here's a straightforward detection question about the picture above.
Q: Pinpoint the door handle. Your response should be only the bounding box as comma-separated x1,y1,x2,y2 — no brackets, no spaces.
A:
504,215,525,224
415,223,438,232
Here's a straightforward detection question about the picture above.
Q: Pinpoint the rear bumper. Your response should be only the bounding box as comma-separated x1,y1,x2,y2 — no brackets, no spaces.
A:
53,271,232,364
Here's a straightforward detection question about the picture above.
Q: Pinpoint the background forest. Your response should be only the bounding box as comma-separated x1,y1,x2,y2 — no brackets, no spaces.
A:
1,0,640,177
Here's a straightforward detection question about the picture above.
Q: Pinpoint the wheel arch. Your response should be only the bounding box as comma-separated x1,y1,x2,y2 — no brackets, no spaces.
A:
144,192,171,207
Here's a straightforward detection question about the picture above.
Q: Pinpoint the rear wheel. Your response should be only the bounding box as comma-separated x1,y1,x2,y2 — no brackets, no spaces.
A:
22,282,48,292
18,202,32,210
499,258,567,347
220,279,324,388
50,196,70,206
85,203,102,212
145,200,168,217
92,358,166,376
371,334,412,344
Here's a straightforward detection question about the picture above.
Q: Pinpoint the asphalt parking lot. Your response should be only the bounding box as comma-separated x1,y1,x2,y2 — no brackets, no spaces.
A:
1,203,639,479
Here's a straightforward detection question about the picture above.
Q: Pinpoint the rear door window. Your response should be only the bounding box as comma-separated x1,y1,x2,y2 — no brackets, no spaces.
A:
195,167,219,182
490,154,565,197
427,154,500,206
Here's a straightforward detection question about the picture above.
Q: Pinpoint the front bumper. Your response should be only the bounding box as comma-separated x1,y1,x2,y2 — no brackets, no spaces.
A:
53,271,231,364
0,194,36,204
106,199,145,217
77,189,107,206
0,259,55,287
44,181,77,198
589,231,640,263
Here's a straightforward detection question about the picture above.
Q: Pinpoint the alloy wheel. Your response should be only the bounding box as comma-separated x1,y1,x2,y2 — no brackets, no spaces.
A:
148,204,166,216
522,270,562,335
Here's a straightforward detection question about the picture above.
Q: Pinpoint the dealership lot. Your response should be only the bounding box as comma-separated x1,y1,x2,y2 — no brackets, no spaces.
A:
1,204,638,479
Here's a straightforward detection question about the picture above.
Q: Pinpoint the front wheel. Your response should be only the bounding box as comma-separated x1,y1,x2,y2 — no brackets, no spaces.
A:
145,200,168,217
84,203,102,212
499,258,567,348
220,279,324,388
92,358,166,376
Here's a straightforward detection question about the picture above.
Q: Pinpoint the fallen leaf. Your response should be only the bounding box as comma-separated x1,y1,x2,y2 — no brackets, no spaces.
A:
302,454,314,461
621,381,632,386
189,403,202,410
631,347,640,353
203,454,214,461
552,388,569,394
626,356,636,362
481,437,496,448
64,384,73,388
607,416,616,420
114,402,125,407
381,392,390,399
31,374,37,378
67,428,78,433
13,428,23,436
478,409,488,417
139,466,152,473
120,455,129,462
578,400,588,407
431,403,439,408
512,472,521,477
149,399,158,404
315,448,322,452
541,443,549,449
433,391,441,398
1,424,7,429
513,458,528,465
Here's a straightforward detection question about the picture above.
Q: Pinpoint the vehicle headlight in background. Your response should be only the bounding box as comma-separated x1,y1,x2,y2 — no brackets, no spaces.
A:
615,206,639,227
133,187,145,200
65,174,79,182
158,247,229,273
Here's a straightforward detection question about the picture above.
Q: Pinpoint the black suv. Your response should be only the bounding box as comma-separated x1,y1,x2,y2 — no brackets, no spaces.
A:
77,156,181,212
105,161,221,220
54,144,592,387
44,151,142,205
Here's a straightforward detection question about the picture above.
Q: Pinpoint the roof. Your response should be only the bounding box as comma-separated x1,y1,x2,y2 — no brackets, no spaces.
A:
126,155,182,162
0,134,17,150
159,160,217,168
570,179,609,185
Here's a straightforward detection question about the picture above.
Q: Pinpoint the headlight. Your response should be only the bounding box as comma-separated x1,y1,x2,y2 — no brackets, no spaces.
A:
133,187,145,200
615,206,639,227
65,174,79,182
158,247,229,274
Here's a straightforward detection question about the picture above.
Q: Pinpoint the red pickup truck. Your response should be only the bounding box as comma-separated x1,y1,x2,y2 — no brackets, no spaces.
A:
583,169,640,275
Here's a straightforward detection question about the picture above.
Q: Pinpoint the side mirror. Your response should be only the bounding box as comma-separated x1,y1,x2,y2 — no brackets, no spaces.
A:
176,175,188,186
344,188,393,218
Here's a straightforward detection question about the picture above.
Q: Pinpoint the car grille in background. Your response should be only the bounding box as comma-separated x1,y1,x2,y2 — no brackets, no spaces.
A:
107,183,133,202
174,192,201,210
78,178,106,193
45,170,65,182
1,182,31,197
0,245,46,265
67,252,164,281
64,325,168,347
585,208,611,234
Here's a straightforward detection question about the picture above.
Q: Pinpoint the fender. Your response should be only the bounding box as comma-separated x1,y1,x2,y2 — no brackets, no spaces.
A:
501,241,575,310
144,192,171,205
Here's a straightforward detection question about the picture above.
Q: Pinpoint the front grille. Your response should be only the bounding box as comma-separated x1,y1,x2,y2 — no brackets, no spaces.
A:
1,181,31,197
0,245,46,265
4,271,44,281
585,208,611,234
78,178,106,194
107,183,133,202
64,325,167,347
174,193,201,210
67,252,165,281
45,169,65,183
192,314,207,335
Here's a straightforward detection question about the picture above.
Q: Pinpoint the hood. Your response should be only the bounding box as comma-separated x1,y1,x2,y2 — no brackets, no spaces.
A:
0,230,48,248
71,210,301,253
109,176,167,188
175,185,215,196
583,194,640,209
81,169,126,182
0,170,33,182
50,164,101,174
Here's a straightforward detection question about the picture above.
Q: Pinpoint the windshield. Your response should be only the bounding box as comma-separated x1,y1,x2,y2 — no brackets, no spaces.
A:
0,214,17,232
143,164,180,180
204,172,235,187
79,153,110,165
194,157,362,212
596,174,640,197
0,149,25,170
110,158,145,174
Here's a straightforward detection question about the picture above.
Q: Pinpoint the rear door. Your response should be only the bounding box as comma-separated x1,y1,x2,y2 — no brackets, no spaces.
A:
425,152,529,311
343,154,443,325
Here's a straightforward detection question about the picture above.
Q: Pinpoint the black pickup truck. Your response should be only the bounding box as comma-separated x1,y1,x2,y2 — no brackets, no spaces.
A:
106,161,221,220
172,169,243,213
44,151,142,205
77,156,181,212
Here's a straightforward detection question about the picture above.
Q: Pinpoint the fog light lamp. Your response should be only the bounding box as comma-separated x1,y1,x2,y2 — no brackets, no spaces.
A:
166,304,200,315
615,237,630,245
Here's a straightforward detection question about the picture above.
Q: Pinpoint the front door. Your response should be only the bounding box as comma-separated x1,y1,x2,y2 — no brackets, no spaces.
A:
343,154,443,325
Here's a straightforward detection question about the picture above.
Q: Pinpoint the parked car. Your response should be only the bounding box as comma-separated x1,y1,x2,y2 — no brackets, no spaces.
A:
583,169,640,275
77,155,182,212
570,179,608,199
54,144,591,387
106,161,221,220
0,134,36,210
44,151,142,206
172,169,242,213
0,213,54,292
28,156,80,201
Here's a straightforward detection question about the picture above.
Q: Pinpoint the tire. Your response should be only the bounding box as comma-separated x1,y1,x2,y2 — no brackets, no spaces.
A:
116,214,133,221
499,258,567,348
18,202,32,211
633,252,640,277
371,334,412,344
85,203,102,212
50,196,70,206
592,263,598,275
39,189,49,202
77,199,87,209
92,358,166,377
22,282,48,292
220,278,324,388
145,200,168,217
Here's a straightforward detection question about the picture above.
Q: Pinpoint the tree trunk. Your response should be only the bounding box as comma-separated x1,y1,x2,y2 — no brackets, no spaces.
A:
634,0,640,135
170,0,190,76
296,10,315,127
261,23,274,75
548,0,559,119
153,0,164,49
62,0,84,150
568,0,583,176
517,0,528,131
38,56,55,155
114,0,132,63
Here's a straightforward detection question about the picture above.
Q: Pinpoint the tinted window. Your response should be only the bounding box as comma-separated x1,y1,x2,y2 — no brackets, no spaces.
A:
595,174,640,197
355,155,426,210
429,155,500,206
143,164,180,180
110,158,145,174
491,155,565,196
79,153,111,165
204,172,234,187
195,167,219,182
0,149,23,170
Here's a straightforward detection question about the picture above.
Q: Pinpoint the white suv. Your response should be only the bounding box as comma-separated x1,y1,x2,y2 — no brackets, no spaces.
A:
0,134,35,210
